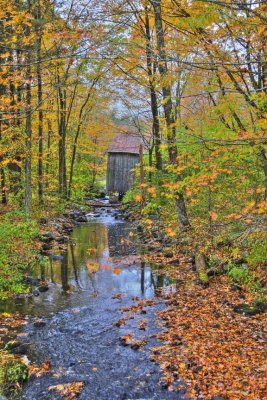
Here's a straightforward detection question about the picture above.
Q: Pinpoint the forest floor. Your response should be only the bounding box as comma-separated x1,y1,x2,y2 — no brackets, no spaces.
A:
143,250,267,400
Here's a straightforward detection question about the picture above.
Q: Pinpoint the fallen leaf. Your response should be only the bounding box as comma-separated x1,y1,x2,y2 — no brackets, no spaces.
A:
112,293,122,299
113,267,122,275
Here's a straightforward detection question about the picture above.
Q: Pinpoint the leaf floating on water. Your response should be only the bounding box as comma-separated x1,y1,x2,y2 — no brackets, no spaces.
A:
43,360,51,371
138,319,148,331
113,316,130,327
113,267,122,275
119,333,133,346
28,360,51,377
112,293,122,299
86,261,99,273
48,381,85,399
119,333,147,350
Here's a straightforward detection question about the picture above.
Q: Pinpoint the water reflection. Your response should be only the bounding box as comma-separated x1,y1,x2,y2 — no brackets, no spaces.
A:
0,216,169,315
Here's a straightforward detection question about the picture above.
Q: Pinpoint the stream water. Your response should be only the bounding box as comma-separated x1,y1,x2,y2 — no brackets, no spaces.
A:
4,209,183,399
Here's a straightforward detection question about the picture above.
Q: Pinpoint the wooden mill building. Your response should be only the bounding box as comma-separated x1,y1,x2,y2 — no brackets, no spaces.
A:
106,134,142,195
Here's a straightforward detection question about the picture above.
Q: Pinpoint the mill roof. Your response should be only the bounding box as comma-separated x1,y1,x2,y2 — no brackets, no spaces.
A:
108,134,143,155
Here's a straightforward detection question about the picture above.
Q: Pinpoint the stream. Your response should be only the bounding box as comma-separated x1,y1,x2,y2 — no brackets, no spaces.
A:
3,208,183,400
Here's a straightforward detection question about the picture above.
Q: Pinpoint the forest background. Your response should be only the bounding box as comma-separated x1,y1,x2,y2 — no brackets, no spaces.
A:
0,0,266,299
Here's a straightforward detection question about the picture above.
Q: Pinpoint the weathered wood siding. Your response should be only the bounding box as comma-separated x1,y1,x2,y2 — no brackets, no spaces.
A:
107,152,139,193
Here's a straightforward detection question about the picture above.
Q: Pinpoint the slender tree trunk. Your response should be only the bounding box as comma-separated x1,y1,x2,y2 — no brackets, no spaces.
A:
68,125,80,198
46,119,52,185
0,168,7,205
139,144,145,209
261,148,267,200
0,119,7,205
68,77,99,198
148,147,153,183
7,49,22,195
62,90,67,195
36,4,44,204
25,63,32,215
25,1,32,215
259,2,267,199
144,8,162,170
57,74,67,197
152,0,190,229
260,1,267,95
152,0,177,162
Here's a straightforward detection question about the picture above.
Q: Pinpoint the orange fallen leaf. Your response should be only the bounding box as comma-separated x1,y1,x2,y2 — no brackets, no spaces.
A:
43,360,51,371
113,267,122,275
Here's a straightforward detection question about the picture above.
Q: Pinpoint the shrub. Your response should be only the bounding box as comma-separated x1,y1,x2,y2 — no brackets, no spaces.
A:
228,262,261,292
0,351,28,398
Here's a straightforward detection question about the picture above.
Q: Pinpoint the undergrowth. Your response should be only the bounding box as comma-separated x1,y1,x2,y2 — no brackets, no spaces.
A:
0,209,39,299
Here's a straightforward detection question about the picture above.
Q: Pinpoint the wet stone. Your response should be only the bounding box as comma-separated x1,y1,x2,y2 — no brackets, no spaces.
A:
24,276,40,286
51,254,64,261
233,304,265,316
37,285,49,293
33,320,46,328
230,284,242,292
56,236,66,244
40,232,55,242
42,243,53,251
11,343,29,355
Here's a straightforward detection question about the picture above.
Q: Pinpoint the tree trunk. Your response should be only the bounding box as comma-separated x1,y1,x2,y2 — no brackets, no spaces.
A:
152,0,190,230
57,73,67,197
195,251,209,287
144,8,162,170
139,144,145,209
259,4,267,199
261,148,267,200
68,77,99,198
46,119,52,185
25,1,32,215
36,4,43,204
0,119,7,205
